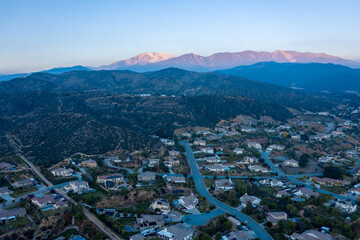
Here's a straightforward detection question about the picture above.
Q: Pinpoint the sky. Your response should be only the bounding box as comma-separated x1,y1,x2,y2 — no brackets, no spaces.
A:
0,0,360,74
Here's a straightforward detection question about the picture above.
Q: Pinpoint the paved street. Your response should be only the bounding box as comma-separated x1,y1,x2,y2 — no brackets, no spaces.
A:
260,151,346,200
183,142,273,240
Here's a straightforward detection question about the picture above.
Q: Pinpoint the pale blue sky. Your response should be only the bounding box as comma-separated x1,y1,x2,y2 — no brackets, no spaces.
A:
1,0,359,74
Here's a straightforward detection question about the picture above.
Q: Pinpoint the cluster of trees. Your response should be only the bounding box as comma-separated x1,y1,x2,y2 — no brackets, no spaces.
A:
197,215,233,240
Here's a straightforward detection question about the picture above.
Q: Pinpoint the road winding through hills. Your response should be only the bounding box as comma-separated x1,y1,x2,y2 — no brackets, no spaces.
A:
183,142,273,240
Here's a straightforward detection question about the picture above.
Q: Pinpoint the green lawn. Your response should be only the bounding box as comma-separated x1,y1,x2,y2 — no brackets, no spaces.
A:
0,217,31,232
320,185,346,195
203,178,214,188
10,186,38,198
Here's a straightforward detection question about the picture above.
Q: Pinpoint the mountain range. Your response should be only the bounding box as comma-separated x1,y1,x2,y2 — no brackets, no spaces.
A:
97,50,360,72
2,50,359,82
216,62,360,93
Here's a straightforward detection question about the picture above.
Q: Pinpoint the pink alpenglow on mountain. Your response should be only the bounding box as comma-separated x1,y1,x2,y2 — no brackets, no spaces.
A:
99,52,177,70
98,50,360,72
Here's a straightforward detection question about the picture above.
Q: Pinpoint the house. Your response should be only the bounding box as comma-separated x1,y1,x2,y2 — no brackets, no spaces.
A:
136,215,164,230
283,160,299,168
181,132,192,138
318,156,334,163
0,162,16,172
150,199,171,214
215,179,233,191
240,193,261,207
222,230,250,240
166,176,186,184
205,164,225,172
200,156,221,163
178,195,199,210
54,199,68,209
201,147,214,154
160,138,175,146
259,178,283,187
266,212,287,225
157,223,194,240
97,173,124,184
31,194,57,208
0,187,13,196
233,148,244,155
164,159,180,167
294,188,319,199
51,168,74,177
193,139,206,146
13,178,36,189
335,199,357,213
0,208,26,223
64,181,89,193
267,145,285,152
290,230,332,240
169,150,180,157
349,186,360,195
247,142,262,149
130,234,144,240
138,171,156,182
148,159,160,168
243,156,259,164
276,190,291,198
310,177,350,187
248,165,268,173
241,127,257,133
79,159,97,168
166,210,183,222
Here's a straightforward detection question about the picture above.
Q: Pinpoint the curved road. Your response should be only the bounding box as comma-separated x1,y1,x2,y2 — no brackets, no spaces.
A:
183,143,273,240
260,151,346,200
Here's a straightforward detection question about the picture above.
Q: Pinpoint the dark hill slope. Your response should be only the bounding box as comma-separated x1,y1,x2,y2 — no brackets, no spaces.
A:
0,68,334,111
0,92,292,165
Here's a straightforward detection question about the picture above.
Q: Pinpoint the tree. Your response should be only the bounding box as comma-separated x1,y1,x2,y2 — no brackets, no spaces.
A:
243,201,254,215
323,166,343,179
299,154,309,167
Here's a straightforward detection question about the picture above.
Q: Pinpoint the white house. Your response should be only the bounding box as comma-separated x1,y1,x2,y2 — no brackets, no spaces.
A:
205,164,225,172
294,188,319,198
160,139,175,146
201,147,214,154
51,168,74,177
64,181,89,193
247,142,262,149
178,195,199,210
259,179,283,187
215,179,233,191
283,160,299,167
240,193,261,207
243,156,259,164
157,223,194,240
233,148,244,155
335,199,357,213
248,165,268,173
166,176,186,184
193,139,206,146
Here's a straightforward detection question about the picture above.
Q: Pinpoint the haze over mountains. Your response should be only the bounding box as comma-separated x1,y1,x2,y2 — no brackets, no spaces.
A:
217,62,360,93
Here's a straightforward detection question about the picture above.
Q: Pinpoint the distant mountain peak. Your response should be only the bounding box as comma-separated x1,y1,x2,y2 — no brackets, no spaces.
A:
99,52,176,70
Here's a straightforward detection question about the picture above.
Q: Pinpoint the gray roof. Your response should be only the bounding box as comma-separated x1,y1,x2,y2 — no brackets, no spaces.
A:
160,223,193,240
0,208,26,219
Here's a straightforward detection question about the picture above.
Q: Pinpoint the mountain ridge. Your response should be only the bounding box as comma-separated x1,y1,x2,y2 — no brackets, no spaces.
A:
216,61,360,93
98,50,360,72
